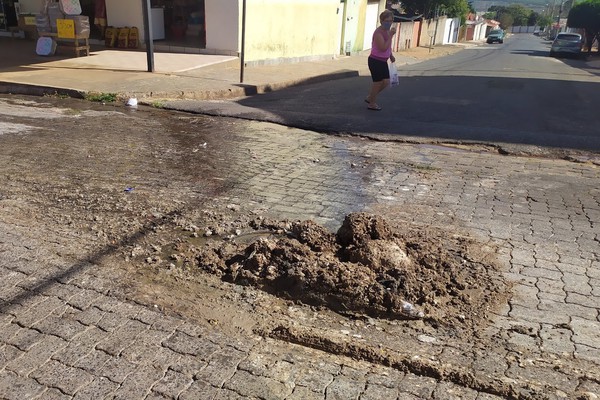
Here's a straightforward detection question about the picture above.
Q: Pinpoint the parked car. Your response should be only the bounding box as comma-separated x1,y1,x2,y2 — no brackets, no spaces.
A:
486,29,505,44
550,33,584,58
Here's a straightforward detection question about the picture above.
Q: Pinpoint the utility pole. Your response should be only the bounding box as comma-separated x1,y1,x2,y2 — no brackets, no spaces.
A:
433,6,440,46
142,0,154,72
240,0,247,83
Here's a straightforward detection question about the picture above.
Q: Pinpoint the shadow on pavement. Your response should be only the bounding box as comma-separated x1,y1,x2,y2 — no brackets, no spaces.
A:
233,74,600,152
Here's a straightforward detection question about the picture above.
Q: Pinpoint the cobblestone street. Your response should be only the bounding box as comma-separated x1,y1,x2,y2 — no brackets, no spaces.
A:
0,97,598,399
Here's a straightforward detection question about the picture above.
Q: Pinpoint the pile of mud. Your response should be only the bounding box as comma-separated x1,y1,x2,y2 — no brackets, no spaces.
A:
192,213,508,326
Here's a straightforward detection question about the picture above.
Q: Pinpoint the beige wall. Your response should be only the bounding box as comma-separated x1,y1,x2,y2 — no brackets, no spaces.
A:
243,0,340,63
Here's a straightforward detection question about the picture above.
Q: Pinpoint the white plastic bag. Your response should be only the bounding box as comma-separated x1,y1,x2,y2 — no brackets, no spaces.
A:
389,62,399,86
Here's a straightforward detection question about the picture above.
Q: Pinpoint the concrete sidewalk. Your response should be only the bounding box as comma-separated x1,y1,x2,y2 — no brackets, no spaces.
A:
0,36,463,101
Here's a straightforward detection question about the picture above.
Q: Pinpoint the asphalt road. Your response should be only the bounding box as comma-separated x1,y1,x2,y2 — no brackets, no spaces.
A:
166,34,600,152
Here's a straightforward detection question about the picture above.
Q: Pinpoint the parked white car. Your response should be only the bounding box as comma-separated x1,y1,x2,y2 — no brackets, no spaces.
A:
550,33,584,58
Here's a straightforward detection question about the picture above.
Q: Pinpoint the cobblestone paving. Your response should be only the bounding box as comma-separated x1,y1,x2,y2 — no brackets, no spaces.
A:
0,225,505,400
0,106,599,399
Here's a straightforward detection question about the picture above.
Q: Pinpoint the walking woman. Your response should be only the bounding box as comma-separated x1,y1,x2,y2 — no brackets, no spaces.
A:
366,10,396,111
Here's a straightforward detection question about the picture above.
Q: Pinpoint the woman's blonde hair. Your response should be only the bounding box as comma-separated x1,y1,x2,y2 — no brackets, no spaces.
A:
379,10,394,23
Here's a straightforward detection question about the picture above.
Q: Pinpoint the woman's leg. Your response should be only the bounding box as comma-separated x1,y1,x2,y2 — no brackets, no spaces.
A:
368,79,389,107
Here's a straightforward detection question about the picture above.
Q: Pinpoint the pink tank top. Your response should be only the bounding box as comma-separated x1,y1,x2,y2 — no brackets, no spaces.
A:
370,29,392,61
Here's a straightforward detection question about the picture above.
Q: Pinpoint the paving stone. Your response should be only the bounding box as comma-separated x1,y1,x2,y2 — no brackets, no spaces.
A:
162,330,220,359
66,287,102,310
35,387,72,400
94,296,140,319
30,359,94,396
0,370,46,400
212,388,249,400
110,364,164,400
195,348,245,387
0,321,21,343
4,326,43,351
74,349,112,375
40,282,79,302
69,306,106,326
95,311,130,333
365,367,405,388
33,315,87,341
72,377,119,400
120,339,164,365
224,369,292,400
151,369,193,399
360,383,399,400
398,374,438,399
147,346,182,372
149,314,184,333
51,326,107,366
12,295,64,328
286,385,324,400
293,364,337,393
98,354,140,384
5,334,67,376
0,344,23,370
570,317,600,349
178,378,220,400
325,374,365,400
396,392,421,400
432,381,478,400
95,319,148,357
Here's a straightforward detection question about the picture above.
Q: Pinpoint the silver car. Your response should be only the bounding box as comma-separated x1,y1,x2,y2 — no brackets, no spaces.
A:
550,33,583,58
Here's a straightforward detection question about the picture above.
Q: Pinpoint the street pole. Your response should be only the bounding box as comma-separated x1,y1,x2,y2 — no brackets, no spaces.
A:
433,6,439,46
240,0,247,83
142,0,154,72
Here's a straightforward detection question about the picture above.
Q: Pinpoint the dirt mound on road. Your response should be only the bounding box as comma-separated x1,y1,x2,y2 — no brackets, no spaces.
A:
193,212,508,326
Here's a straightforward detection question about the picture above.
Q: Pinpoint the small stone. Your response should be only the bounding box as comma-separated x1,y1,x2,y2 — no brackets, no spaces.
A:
417,334,436,343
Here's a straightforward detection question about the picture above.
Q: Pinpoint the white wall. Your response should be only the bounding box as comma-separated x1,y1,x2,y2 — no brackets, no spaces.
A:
205,0,239,55
105,0,144,34
362,2,378,50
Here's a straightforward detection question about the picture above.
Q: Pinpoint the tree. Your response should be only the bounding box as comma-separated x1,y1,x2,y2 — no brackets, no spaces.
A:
507,4,531,26
536,15,554,29
567,0,600,52
400,0,470,20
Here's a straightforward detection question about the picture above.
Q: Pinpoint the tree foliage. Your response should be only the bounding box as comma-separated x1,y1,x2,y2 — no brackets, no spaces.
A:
399,0,470,21
484,4,558,29
567,0,600,52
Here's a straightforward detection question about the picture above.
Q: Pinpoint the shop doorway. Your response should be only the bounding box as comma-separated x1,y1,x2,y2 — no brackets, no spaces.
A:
0,0,18,32
153,0,205,48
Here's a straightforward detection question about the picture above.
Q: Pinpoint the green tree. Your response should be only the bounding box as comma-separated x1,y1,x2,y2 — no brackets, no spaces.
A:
507,4,531,26
536,14,554,28
567,0,600,52
400,0,470,20
497,13,515,29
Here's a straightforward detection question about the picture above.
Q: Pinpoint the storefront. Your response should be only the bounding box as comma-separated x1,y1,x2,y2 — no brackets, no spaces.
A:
1,0,206,48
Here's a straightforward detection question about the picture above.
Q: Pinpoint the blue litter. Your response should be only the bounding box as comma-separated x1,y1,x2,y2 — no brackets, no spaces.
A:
124,187,134,193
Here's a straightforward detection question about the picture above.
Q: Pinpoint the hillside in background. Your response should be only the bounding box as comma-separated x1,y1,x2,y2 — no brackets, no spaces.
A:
473,0,547,13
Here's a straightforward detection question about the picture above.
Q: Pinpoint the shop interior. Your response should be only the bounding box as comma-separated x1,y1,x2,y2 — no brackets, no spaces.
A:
0,0,206,48
0,0,18,32
152,0,205,48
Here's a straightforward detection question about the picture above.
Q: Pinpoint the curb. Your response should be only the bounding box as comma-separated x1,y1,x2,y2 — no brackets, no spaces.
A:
1,70,360,102
0,81,85,99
